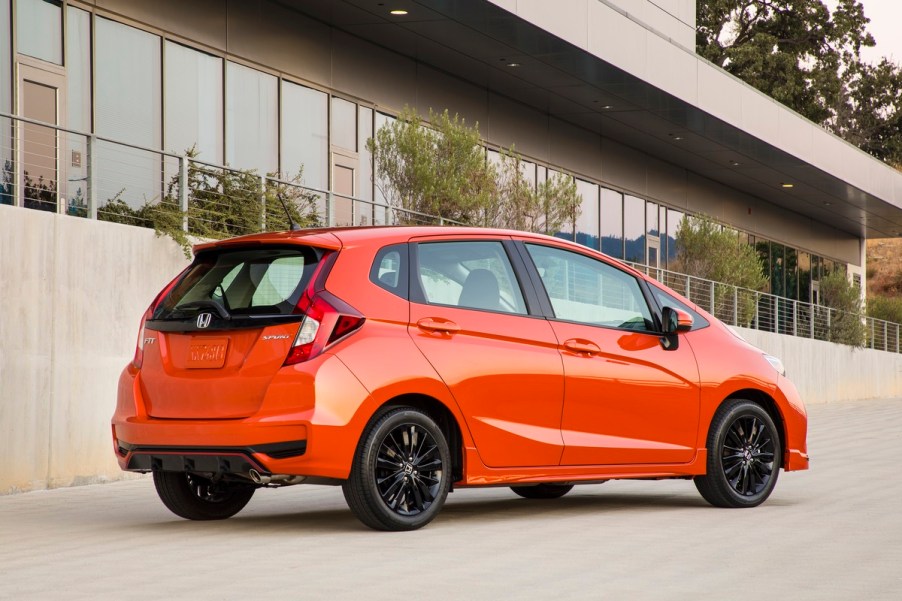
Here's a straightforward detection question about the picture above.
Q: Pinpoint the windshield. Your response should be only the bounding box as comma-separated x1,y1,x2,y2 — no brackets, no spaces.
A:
154,246,323,320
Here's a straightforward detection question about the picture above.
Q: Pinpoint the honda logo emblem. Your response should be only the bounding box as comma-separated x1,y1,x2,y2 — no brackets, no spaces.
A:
196,313,213,329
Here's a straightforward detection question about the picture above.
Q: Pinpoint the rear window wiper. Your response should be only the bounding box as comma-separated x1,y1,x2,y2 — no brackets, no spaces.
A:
165,299,231,320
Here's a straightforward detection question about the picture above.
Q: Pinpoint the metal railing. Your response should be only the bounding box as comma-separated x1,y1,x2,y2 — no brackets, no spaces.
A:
625,261,901,354
1,111,898,353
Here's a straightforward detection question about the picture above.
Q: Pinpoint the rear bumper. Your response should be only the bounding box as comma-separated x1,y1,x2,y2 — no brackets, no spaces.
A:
112,352,374,480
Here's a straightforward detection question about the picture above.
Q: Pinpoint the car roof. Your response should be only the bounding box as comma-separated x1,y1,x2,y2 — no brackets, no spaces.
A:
192,225,647,280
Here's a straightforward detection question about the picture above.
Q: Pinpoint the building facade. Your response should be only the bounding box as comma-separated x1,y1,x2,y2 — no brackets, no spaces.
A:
4,0,902,306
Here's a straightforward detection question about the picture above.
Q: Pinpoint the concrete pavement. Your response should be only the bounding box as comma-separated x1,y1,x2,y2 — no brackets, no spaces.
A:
2,398,901,600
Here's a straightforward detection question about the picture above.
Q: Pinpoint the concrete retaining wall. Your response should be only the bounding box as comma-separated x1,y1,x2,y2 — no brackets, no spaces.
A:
736,327,902,405
0,205,189,494
2,204,900,494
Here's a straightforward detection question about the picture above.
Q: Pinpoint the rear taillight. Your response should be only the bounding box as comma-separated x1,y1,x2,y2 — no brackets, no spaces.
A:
132,268,190,369
284,291,365,366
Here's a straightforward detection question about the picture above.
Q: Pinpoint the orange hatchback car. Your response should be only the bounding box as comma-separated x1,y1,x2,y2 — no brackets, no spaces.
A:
113,226,808,530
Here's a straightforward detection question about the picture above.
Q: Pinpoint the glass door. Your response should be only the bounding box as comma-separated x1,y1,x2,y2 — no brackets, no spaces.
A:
17,62,66,213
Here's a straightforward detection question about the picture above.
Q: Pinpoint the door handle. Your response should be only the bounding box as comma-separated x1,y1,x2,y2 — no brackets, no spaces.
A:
416,318,461,334
563,338,600,356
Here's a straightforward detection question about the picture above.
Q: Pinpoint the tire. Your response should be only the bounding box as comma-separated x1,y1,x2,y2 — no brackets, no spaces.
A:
695,399,781,508
342,407,452,531
510,484,574,499
153,472,256,520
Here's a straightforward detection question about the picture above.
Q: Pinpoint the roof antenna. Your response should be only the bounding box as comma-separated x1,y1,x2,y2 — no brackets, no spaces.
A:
275,189,301,231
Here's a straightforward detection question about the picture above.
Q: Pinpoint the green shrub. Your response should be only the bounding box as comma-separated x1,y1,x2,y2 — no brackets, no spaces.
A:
820,270,867,347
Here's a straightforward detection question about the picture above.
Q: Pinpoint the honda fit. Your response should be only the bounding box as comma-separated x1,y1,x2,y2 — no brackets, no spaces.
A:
112,226,809,530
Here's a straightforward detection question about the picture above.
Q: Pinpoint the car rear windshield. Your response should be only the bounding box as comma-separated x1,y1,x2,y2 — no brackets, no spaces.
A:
154,246,323,320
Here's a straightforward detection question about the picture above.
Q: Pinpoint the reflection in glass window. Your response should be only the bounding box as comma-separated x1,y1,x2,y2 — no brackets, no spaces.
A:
95,18,161,208
550,170,575,241
358,106,373,203
526,244,653,331
666,208,684,266
64,6,90,214
17,0,62,64
646,201,659,237
331,97,356,151
226,61,277,174
373,112,395,225
785,247,798,300
771,243,784,297
575,179,599,250
624,195,645,263
600,188,623,259
756,241,771,293
281,81,327,188
416,241,527,314
0,0,10,206
165,42,223,163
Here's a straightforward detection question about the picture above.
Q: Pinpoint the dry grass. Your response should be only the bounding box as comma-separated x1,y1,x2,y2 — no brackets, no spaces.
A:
866,238,902,297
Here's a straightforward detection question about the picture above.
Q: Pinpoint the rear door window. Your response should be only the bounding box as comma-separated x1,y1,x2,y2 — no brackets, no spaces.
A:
154,246,323,322
415,241,528,315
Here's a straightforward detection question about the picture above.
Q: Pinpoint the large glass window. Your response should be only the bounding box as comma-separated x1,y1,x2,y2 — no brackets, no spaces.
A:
165,41,223,163
624,195,645,263
771,243,785,297
17,0,62,64
798,251,811,304
373,112,395,224
666,208,684,266
600,188,623,259
64,6,90,214
358,106,373,203
416,241,527,315
784,247,798,300
574,179,599,250
1,0,12,206
281,81,327,188
526,244,654,331
330,96,356,151
95,18,161,209
226,61,277,174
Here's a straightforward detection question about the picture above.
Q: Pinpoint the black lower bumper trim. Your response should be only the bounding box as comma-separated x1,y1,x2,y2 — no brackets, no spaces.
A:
119,440,307,474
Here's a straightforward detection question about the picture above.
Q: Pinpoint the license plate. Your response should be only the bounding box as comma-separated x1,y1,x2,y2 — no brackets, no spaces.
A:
187,337,229,369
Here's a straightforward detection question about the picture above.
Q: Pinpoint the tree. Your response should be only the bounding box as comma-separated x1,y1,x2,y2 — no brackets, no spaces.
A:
99,149,320,257
368,106,495,224
820,269,867,346
697,0,873,124
369,105,582,234
697,0,902,166
672,215,767,325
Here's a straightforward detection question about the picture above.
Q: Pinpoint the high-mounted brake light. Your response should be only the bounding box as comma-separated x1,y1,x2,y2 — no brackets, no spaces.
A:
284,291,365,366
132,268,190,369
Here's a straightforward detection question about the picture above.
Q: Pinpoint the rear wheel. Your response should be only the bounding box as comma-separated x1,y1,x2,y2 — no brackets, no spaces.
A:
510,484,574,499
342,407,451,531
153,472,256,520
695,399,781,508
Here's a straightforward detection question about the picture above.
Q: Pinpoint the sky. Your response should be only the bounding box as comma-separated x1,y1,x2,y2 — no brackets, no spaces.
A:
827,0,902,65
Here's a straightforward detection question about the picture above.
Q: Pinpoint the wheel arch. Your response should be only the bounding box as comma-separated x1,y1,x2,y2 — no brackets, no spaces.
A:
721,388,788,469
374,393,465,483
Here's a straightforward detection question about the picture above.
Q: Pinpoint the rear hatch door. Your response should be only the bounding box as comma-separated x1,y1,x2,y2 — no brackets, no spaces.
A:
141,243,329,419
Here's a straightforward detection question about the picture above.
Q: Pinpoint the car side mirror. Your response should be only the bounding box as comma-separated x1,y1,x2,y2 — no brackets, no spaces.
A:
662,306,693,334
660,307,693,351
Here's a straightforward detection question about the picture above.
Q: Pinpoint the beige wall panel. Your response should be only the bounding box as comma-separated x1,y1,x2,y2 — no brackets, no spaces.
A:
331,31,418,111
600,138,647,195
486,94,549,161
226,0,331,86
95,0,227,49
516,0,589,50
697,61,742,125
587,1,648,80
685,173,727,219
645,155,687,208
549,117,602,179
414,65,489,129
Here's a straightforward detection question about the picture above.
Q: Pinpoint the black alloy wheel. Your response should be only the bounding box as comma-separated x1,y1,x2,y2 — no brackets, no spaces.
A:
343,407,451,531
695,399,781,508
153,471,256,520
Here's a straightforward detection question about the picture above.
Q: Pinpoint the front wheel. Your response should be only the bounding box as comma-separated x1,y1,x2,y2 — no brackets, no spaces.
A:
342,407,451,531
153,472,256,520
695,399,781,508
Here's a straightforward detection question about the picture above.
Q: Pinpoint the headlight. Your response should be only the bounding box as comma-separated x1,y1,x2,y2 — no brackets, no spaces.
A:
764,354,786,377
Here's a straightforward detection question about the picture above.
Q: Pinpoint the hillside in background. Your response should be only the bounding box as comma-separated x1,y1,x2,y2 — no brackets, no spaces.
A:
867,238,902,298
